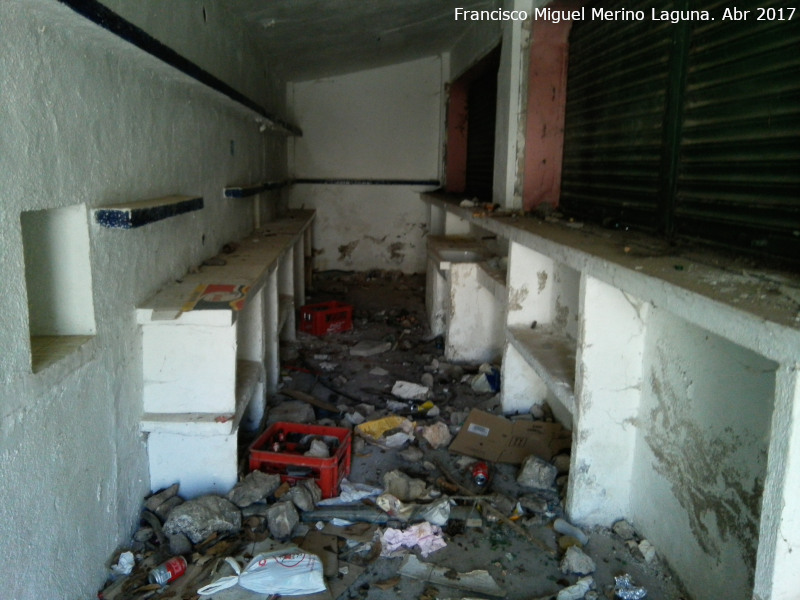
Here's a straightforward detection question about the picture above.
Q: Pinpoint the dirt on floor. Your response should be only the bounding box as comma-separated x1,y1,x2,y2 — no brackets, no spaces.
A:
99,270,689,600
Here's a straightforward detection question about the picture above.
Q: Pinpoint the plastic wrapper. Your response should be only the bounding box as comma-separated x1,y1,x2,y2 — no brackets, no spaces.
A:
614,574,647,599
197,547,325,596
318,478,383,506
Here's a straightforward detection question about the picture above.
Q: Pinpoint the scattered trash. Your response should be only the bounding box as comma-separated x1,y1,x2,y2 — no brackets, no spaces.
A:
383,470,430,501
381,522,447,557
468,364,501,393
148,556,187,586
517,454,558,490
560,545,596,575
392,380,430,400
350,339,393,356
553,518,589,545
420,421,452,449
472,461,490,487
614,573,648,599
369,366,389,376
110,551,135,577
197,548,326,596
356,416,415,449
450,409,571,463
318,478,383,506
398,554,505,597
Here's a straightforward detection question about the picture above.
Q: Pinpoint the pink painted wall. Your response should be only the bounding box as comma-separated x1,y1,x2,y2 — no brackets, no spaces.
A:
522,18,572,211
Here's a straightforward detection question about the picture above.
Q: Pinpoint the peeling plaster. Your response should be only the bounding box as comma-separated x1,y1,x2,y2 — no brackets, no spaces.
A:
537,270,548,293
643,348,765,584
337,240,359,261
508,284,529,311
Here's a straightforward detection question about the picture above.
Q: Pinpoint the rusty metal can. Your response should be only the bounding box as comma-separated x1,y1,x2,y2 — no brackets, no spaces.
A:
472,461,489,487
148,556,187,586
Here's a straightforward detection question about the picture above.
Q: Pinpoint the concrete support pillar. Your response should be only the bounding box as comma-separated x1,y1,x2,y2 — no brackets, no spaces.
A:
754,365,800,600
567,276,649,525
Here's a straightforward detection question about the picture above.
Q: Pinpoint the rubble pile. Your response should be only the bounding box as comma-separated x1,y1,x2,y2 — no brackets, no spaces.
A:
98,270,686,600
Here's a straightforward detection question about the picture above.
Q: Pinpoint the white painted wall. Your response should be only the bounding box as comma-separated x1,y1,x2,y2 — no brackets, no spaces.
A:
633,308,777,600
287,57,443,273
0,2,285,598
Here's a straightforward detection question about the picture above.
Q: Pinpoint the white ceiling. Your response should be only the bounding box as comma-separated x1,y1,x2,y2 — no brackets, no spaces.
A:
226,0,497,81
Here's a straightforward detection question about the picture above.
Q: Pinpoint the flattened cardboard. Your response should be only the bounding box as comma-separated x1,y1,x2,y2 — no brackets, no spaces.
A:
449,409,571,463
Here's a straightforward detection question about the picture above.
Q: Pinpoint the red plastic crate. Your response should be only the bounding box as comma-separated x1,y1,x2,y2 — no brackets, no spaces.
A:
248,422,352,498
299,301,353,336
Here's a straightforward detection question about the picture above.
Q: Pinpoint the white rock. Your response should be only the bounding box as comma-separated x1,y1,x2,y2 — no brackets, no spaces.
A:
560,546,596,575
391,380,430,400
556,576,594,600
516,455,558,490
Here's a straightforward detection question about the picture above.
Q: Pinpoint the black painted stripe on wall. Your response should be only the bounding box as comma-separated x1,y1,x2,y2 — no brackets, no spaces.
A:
56,0,301,136
294,178,441,186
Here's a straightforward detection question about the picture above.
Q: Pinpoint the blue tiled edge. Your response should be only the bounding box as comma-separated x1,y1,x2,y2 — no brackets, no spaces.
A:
94,195,204,229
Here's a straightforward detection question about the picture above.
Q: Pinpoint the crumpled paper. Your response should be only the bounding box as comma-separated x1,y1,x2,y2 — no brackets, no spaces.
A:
380,522,447,557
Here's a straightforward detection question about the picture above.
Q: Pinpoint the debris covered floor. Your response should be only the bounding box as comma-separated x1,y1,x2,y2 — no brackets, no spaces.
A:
100,271,689,600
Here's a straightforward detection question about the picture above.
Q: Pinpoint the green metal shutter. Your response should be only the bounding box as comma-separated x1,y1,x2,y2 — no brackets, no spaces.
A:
561,0,674,230
675,0,800,258
561,0,800,262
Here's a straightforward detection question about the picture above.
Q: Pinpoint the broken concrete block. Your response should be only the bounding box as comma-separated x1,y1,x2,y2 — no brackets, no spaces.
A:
518,495,548,515
516,455,558,490
370,366,389,376
553,518,589,545
266,501,300,539
639,539,657,563
153,495,184,521
391,380,429,400
268,400,315,424
399,446,424,462
560,546,596,575
612,519,637,541
163,495,242,544
383,470,428,502
420,422,452,449
552,453,571,474
350,340,392,357
305,439,332,458
144,483,180,512
556,575,594,600
288,485,316,512
168,532,193,556
227,471,281,508
301,479,322,506
345,411,366,426
420,372,434,388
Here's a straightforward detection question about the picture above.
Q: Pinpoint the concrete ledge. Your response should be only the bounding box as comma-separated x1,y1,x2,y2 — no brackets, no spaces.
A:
94,195,203,229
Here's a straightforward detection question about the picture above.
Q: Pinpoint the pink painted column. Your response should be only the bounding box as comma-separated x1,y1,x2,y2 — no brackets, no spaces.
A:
522,18,573,211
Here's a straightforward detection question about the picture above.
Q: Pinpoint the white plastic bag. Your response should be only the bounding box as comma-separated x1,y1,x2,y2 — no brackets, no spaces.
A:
197,547,326,596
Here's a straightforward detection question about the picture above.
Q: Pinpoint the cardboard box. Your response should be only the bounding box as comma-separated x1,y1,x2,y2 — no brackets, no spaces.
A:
449,409,571,463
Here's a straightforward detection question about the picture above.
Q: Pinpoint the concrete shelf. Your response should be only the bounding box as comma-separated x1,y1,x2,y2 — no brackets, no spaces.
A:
422,192,800,600
94,195,203,229
506,326,576,416
137,211,314,497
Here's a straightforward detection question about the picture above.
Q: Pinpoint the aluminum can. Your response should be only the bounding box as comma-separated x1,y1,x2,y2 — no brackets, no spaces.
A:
472,461,489,487
148,556,187,585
